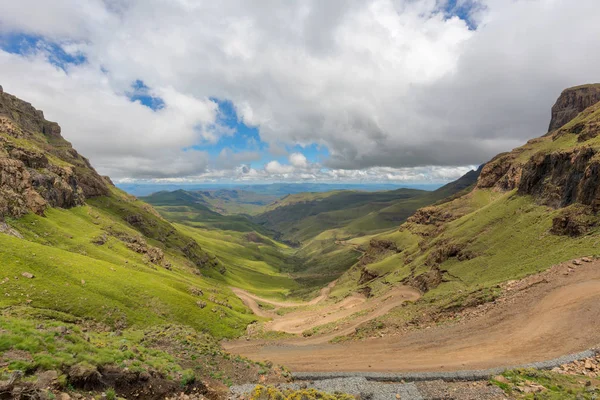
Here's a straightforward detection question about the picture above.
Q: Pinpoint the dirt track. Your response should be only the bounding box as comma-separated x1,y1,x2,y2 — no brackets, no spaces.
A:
224,259,600,372
232,282,421,339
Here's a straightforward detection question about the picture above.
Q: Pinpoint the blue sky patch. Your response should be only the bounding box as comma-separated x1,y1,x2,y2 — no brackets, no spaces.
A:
127,80,165,111
442,0,481,30
187,98,327,170
0,33,87,69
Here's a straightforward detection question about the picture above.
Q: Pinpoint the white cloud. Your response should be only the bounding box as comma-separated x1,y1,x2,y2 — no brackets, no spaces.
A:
1,0,599,181
289,153,308,169
264,161,295,175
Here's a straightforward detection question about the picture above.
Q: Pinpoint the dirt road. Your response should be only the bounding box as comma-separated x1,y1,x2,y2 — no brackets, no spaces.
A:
224,260,600,372
232,282,421,339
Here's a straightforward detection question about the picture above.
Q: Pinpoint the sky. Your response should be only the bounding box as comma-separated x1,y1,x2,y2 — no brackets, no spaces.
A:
0,0,599,184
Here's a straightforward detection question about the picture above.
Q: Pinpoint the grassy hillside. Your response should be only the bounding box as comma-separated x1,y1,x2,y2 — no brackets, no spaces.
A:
142,188,278,216
331,84,600,336
253,170,481,244
142,190,275,234
1,188,265,338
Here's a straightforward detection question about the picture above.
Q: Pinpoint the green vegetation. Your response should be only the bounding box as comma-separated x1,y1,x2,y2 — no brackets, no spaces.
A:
491,368,600,399
250,385,354,400
253,168,480,244
142,188,278,217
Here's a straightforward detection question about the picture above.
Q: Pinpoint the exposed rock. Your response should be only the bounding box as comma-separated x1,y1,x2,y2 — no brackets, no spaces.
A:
518,147,600,208
68,363,102,390
407,207,457,226
426,241,474,266
476,153,522,191
21,272,34,279
549,84,600,131
0,88,109,218
358,268,379,285
406,267,443,292
551,205,598,236
0,221,23,238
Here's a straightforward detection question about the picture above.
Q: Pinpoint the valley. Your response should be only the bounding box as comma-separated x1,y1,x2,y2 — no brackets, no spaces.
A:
2,83,600,400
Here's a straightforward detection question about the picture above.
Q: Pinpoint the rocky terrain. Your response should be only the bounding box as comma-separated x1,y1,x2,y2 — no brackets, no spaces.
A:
0,85,109,218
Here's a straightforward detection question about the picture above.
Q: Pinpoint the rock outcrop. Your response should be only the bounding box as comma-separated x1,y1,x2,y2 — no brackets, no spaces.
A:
518,147,600,209
0,87,109,218
476,84,600,210
548,84,600,131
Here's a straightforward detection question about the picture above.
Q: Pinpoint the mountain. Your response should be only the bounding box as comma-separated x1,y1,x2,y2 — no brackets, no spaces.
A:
333,83,600,327
253,169,482,244
0,87,293,398
118,182,441,197
142,188,278,216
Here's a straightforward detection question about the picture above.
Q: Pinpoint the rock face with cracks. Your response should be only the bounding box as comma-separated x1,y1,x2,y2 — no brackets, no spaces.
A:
0,87,109,219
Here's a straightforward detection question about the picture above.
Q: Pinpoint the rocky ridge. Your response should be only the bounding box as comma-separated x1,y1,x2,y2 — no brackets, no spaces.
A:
477,84,600,209
548,84,600,131
0,86,109,219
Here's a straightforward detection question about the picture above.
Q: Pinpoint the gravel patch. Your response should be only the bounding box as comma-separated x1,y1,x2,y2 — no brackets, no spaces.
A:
291,349,598,382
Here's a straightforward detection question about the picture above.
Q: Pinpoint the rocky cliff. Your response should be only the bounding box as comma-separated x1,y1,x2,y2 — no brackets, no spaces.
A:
353,84,600,299
0,86,109,218
548,84,600,131
477,84,600,209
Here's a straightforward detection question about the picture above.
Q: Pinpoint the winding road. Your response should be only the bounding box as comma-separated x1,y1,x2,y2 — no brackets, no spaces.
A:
224,259,600,373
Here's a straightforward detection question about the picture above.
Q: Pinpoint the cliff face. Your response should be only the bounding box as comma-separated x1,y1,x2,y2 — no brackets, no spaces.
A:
477,85,600,209
0,86,109,218
548,84,600,131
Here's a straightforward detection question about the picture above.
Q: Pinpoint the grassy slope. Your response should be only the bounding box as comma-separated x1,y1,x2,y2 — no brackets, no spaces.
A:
253,170,481,244
142,189,278,216
1,196,260,338
330,100,600,334
175,223,299,299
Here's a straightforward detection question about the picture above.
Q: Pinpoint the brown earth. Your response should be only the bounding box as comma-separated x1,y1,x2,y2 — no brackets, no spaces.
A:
224,259,600,373
231,283,420,340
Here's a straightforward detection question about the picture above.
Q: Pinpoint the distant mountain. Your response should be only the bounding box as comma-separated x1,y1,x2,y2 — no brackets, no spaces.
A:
117,182,444,197
142,188,278,215
252,169,481,243
141,189,276,234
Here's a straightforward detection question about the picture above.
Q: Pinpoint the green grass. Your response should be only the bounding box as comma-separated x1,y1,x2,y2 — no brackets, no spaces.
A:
0,231,257,337
253,170,480,244
0,315,184,377
492,368,600,399
174,223,299,299
332,187,600,337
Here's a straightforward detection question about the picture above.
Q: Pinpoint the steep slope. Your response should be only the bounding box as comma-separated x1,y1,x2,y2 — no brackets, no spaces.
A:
334,83,600,321
0,87,254,335
0,85,109,218
0,87,292,398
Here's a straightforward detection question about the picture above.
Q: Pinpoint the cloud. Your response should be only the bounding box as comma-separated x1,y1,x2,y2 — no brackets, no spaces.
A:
289,153,308,169
1,0,599,182
264,161,295,175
